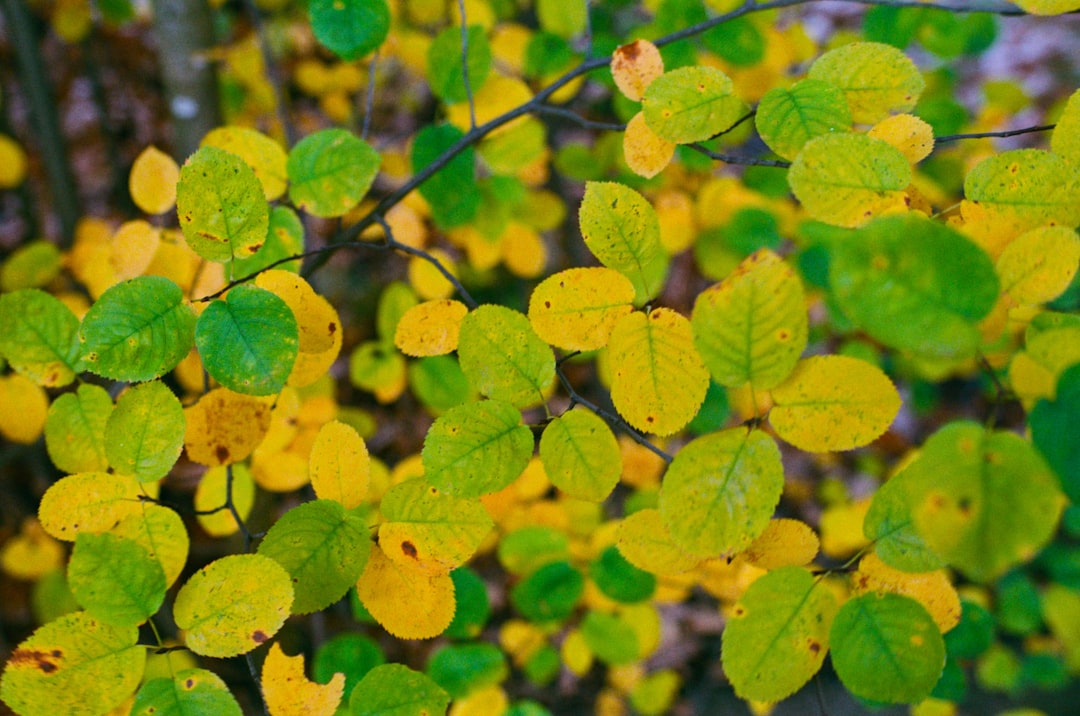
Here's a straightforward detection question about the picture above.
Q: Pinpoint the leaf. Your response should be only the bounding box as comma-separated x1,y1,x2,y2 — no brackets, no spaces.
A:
691,249,807,390
109,220,160,281
581,611,639,665
853,552,961,632
254,270,341,355
412,124,480,229
287,128,380,218
787,133,911,227
201,126,288,201
829,214,999,360
1,239,61,292
659,428,784,557
409,356,473,414
44,383,112,473
622,111,675,179
1012,0,1080,15
79,276,196,382
590,545,656,603
755,79,852,160
427,25,491,104
348,663,449,716
539,409,621,502
110,503,189,588
309,420,370,509
578,182,668,303
1051,88,1080,163
313,634,385,700
0,518,64,581
607,308,709,436
394,299,469,357
131,669,242,716
769,355,901,452
0,612,144,716
196,284,299,395
963,149,1080,231
863,472,945,573
184,388,271,466
722,567,838,702
610,39,663,102
867,114,934,164
233,205,306,277
641,66,747,144
497,526,570,576
129,145,179,215
194,464,256,537
807,41,924,123
309,0,389,61
356,543,456,640
0,373,47,444
829,593,945,704
996,226,1080,305
0,288,82,386
38,472,143,541
378,478,493,574
903,422,1065,582
426,643,507,699
1009,327,1080,405
421,399,533,498
176,146,268,262
262,643,344,716
173,554,294,657
457,305,554,408
615,508,701,576
740,519,820,570
1030,364,1080,502
104,380,184,482
510,561,584,622
527,267,635,351
67,532,165,626
257,499,370,615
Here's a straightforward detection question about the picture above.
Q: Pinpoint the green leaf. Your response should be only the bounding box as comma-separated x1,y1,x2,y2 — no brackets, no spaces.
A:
863,470,946,573
195,284,299,395
539,409,622,502
257,499,370,615
906,423,1064,582
232,205,305,277
580,610,639,665
314,634,385,701
787,133,911,227
111,503,189,589
964,149,1080,230
412,124,481,229
641,66,747,144
409,355,474,414
1030,363,1080,502
79,276,196,382
659,428,784,557
510,560,584,622
173,554,294,657
104,380,184,482
497,526,571,575
700,16,765,67
722,567,838,702
176,146,269,262
690,249,808,390
426,643,508,699
944,600,994,659
829,214,999,360
378,477,493,573
287,128,380,218
808,41,924,123
0,288,83,386
445,567,491,639
589,545,656,603
349,663,450,716
310,0,390,61
428,25,491,103
755,79,852,161
44,383,112,473
830,593,945,704
0,612,144,716
0,239,61,291
578,181,668,303
67,532,166,626
421,399,533,498
457,305,554,409
131,669,242,716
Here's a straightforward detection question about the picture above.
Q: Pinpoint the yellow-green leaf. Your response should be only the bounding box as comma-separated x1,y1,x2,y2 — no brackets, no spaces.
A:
110,503,189,588
740,518,820,570
769,355,901,452
853,552,961,632
194,464,256,538
173,554,293,657
996,226,1080,305
287,128,380,218
615,508,701,576
457,305,554,409
1012,0,1080,15
201,126,288,201
539,408,622,502
105,380,185,482
964,149,1080,231
132,669,242,716
808,41,924,124
38,472,143,541
755,79,852,161
608,308,709,436
68,532,166,626
527,267,635,351
641,66,747,144
44,383,112,473
1051,88,1080,163
0,288,84,387
691,249,807,390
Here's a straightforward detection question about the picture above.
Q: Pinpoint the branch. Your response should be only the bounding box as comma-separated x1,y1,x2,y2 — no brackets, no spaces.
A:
687,143,792,168
373,214,479,310
534,104,627,131
937,123,1056,143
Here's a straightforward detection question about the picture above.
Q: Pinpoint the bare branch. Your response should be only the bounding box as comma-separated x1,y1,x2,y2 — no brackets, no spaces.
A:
937,123,1056,143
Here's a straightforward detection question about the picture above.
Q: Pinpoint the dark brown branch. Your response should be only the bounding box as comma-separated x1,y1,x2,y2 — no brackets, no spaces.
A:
937,123,1056,143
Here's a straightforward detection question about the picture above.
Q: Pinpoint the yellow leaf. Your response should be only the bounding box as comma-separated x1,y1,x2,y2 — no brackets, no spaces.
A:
38,471,143,541
309,420,370,509
769,355,901,452
252,449,310,492
0,518,65,580
183,388,272,466
996,226,1080,305
393,299,469,357
854,552,961,632
528,267,636,351
867,114,934,164
561,629,594,675
447,75,532,136
616,509,701,575
262,642,344,716
608,308,709,436
808,41,924,124
255,270,340,355
194,464,255,537
0,373,48,444
1012,0,1080,14
288,312,343,388
1051,88,1080,163
655,189,695,254
355,542,456,639
110,220,161,281
501,222,548,278
1008,327,1080,406
611,39,664,102
740,518,820,570
129,145,180,215
0,133,28,188
449,685,509,716
201,126,288,200
408,249,458,300
623,112,675,179
819,498,872,559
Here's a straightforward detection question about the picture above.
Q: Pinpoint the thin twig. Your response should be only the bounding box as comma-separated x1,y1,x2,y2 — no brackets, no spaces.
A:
374,214,479,310
534,104,626,131
456,0,477,130
687,143,792,167
937,123,1055,143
